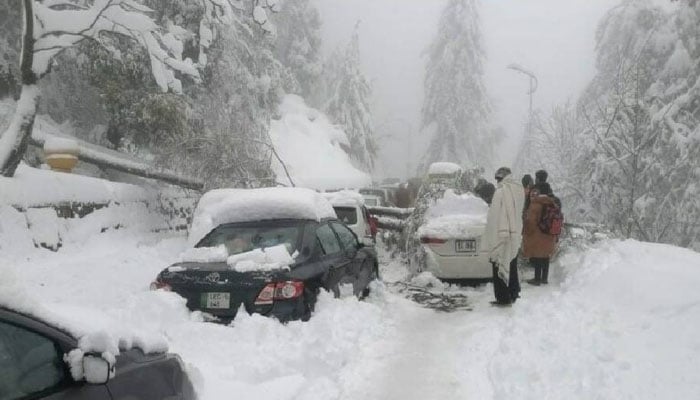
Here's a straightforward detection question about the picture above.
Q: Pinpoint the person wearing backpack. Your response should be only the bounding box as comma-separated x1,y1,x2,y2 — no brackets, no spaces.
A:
522,181,561,285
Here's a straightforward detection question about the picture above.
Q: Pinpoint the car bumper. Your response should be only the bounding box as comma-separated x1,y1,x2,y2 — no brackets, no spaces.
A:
423,246,491,279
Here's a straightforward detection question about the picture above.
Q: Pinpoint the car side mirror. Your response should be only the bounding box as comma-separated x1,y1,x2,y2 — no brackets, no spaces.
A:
83,354,114,385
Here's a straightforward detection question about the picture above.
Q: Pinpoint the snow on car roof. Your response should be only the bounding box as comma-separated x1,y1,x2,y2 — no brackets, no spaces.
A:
322,190,365,208
428,162,462,175
0,266,168,373
189,187,336,246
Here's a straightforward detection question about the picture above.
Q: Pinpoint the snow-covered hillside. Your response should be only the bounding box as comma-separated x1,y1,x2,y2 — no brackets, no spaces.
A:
2,212,700,399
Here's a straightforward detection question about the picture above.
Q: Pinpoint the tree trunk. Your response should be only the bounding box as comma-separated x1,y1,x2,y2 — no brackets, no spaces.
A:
0,0,37,177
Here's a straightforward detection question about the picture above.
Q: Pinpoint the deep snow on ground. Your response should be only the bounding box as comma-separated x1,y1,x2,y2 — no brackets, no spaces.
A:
3,220,700,399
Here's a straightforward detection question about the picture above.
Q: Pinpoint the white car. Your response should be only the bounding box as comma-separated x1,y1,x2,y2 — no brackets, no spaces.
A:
361,194,383,207
322,191,376,245
416,189,491,281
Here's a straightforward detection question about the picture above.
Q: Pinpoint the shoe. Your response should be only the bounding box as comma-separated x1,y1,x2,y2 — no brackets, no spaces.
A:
526,279,541,286
490,301,512,307
541,280,548,285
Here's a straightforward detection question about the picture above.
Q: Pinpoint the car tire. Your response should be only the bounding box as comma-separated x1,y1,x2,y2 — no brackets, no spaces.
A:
361,264,379,299
301,286,318,321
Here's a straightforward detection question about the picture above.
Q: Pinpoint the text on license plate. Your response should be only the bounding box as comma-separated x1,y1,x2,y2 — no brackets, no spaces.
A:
201,292,231,309
455,239,477,253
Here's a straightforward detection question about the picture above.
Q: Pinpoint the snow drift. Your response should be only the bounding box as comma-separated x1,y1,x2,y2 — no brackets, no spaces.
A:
269,95,371,190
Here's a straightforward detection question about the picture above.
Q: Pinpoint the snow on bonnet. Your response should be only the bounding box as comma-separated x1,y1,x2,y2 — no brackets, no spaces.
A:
188,187,336,246
417,190,488,239
428,162,462,175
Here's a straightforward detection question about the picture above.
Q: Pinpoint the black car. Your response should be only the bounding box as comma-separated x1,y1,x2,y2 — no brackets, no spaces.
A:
152,218,379,323
0,307,196,400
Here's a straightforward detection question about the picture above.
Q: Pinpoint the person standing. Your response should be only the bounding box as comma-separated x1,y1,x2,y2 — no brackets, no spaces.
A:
522,182,558,285
484,167,525,305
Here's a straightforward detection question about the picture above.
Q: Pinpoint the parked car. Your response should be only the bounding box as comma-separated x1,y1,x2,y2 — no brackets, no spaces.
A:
405,162,490,283
322,190,377,245
416,190,491,283
0,306,196,400
359,188,392,207
361,194,383,207
151,188,379,323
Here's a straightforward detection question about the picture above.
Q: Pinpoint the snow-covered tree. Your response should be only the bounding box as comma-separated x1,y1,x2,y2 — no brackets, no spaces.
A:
522,103,590,219
324,26,376,172
0,0,280,178
421,0,493,171
273,0,322,101
154,5,287,188
578,0,700,249
0,2,21,99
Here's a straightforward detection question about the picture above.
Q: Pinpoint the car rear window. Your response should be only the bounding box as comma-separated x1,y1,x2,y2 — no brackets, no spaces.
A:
334,207,358,225
197,223,303,255
364,197,378,206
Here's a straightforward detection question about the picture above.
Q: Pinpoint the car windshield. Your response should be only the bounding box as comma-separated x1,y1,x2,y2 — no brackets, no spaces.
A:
197,222,304,256
333,207,358,225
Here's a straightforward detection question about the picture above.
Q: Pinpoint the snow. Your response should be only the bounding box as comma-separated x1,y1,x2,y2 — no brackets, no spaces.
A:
0,86,38,170
322,190,365,207
43,136,79,154
269,95,371,190
3,183,700,399
188,187,336,247
0,164,150,208
226,244,294,272
428,161,462,175
180,245,229,264
417,190,489,239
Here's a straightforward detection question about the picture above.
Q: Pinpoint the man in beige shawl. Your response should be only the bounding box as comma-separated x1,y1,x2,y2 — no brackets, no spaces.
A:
483,167,525,305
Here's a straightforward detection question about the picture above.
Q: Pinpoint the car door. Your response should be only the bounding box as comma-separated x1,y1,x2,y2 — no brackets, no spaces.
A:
330,222,370,296
0,313,111,400
315,222,352,296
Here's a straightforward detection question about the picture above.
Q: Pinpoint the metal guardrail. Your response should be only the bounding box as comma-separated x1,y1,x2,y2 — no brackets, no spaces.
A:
367,206,413,232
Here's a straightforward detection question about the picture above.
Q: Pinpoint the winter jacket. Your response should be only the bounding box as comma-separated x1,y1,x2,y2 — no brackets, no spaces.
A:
483,176,525,284
522,195,558,259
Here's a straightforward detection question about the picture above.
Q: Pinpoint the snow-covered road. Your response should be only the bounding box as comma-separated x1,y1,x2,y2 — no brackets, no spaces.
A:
4,222,700,399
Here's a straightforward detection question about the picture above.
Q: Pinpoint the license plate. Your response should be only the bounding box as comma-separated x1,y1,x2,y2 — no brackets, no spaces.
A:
455,239,477,253
201,292,230,309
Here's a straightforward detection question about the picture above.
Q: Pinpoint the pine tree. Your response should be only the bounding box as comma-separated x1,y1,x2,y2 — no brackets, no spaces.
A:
421,0,492,171
273,0,323,101
324,26,376,173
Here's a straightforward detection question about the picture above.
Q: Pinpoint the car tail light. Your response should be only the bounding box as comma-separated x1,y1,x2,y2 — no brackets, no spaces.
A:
150,279,172,291
255,284,275,305
420,237,447,244
255,281,304,305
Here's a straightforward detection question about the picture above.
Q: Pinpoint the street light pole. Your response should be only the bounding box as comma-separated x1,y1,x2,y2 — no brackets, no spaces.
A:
507,63,538,171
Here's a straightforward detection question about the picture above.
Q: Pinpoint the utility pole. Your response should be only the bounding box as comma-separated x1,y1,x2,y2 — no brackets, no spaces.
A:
507,63,538,171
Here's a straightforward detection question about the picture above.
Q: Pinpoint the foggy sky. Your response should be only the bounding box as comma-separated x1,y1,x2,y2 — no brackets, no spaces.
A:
313,0,621,180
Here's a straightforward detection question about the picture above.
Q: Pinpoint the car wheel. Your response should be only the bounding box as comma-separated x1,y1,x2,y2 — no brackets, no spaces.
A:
301,286,318,321
361,265,379,299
